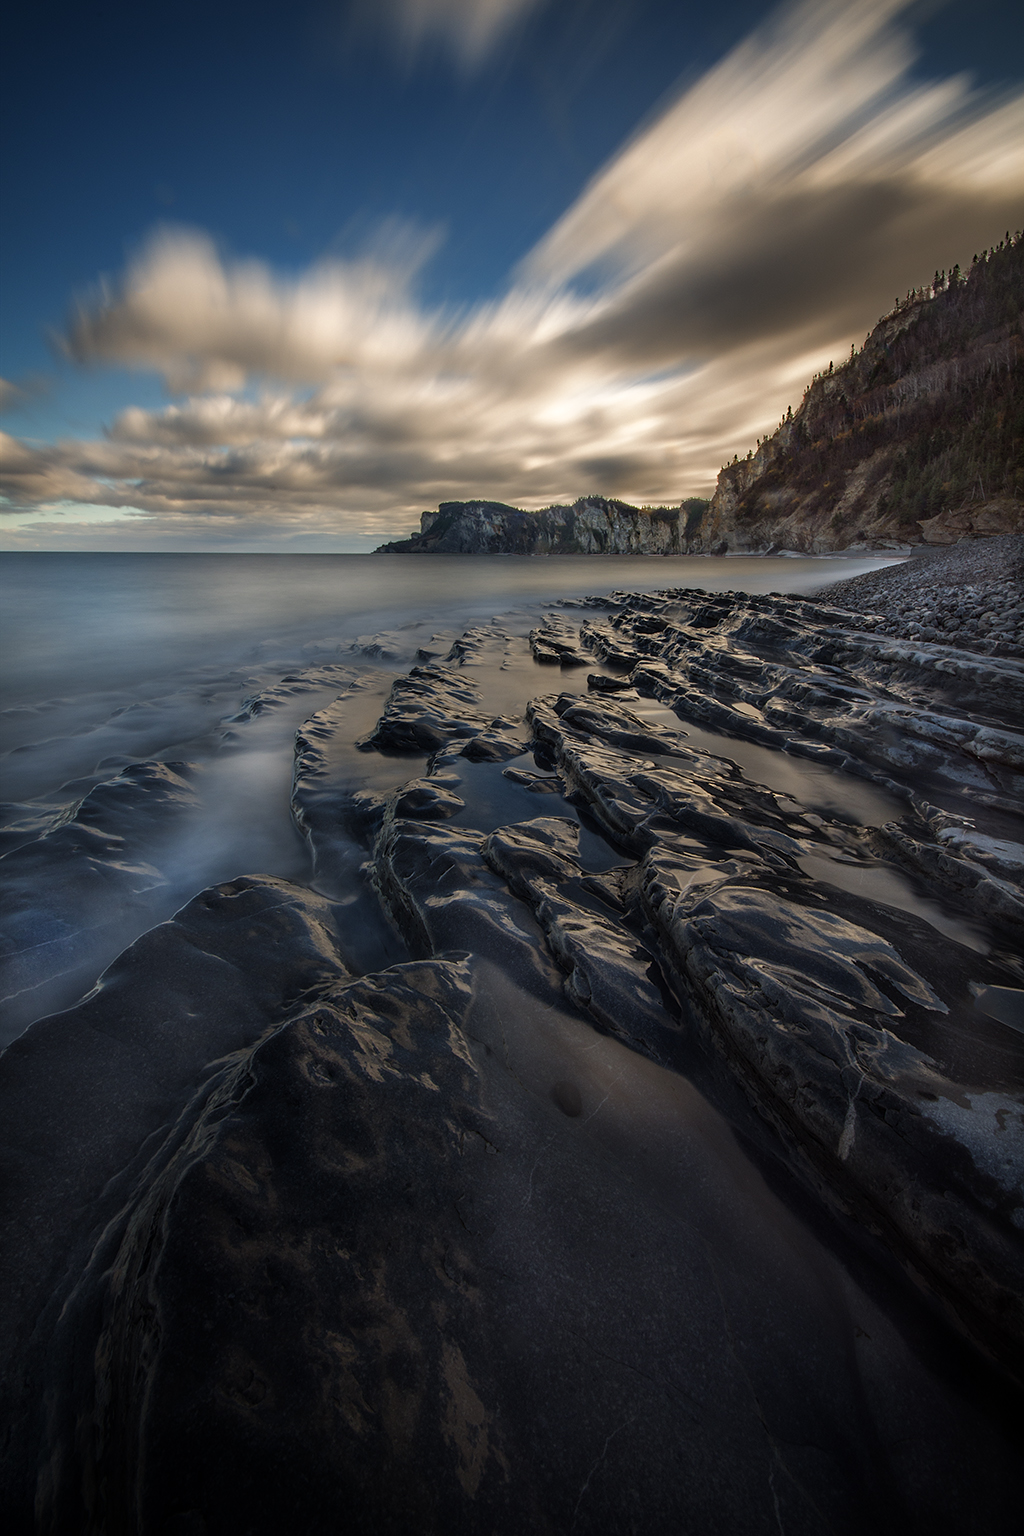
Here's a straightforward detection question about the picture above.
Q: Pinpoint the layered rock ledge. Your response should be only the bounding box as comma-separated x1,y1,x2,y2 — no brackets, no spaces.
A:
2,582,1022,1534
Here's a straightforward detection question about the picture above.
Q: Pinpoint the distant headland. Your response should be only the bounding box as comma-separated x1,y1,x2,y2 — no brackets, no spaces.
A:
378,233,1023,557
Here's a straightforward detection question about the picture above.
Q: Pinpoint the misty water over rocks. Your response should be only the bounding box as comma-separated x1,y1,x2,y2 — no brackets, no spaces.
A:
1,550,1022,1534
0,552,892,1034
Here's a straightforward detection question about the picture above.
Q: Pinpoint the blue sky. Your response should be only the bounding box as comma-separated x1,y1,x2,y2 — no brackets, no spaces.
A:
2,0,1022,550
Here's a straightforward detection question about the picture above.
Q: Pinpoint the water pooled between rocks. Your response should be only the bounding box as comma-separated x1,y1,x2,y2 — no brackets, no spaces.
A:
1,552,1022,1533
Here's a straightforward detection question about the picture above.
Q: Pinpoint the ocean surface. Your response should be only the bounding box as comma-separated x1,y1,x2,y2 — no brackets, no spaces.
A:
1,551,900,708
0,551,901,1037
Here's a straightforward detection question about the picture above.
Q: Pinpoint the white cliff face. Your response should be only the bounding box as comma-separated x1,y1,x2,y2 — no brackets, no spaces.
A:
571,501,681,555
379,497,692,554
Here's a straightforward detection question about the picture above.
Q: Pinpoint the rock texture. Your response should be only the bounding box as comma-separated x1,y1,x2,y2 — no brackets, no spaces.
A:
0,760,201,1038
3,582,1024,1533
808,534,1024,657
0,875,349,1528
376,496,701,555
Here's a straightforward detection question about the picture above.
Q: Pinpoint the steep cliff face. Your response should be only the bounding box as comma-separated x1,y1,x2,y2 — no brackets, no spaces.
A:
691,234,1023,553
379,238,1021,558
377,496,706,555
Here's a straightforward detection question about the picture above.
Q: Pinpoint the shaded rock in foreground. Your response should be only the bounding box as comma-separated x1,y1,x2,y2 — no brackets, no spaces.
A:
358,665,527,762
522,652,1024,1372
639,855,1024,1373
34,949,1024,1536
0,874,349,1526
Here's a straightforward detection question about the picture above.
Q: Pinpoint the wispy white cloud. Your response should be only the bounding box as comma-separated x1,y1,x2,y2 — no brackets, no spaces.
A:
367,0,549,71
5,0,1022,545
63,223,443,392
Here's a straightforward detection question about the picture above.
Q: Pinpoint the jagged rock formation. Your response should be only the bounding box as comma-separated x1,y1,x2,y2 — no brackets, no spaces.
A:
377,495,707,555
2,586,1023,1533
692,234,1024,553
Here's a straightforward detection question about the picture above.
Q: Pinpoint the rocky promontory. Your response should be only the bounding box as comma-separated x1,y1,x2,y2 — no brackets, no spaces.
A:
376,495,707,555
379,236,1022,558
689,234,1023,553
2,566,1022,1533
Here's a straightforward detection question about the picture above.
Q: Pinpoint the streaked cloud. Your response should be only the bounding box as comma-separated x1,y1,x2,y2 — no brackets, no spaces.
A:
367,0,549,71
63,224,442,393
4,0,1022,545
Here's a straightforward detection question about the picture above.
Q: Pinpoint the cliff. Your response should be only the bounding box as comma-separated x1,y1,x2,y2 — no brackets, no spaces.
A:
376,495,709,555
379,236,1022,558
691,233,1024,552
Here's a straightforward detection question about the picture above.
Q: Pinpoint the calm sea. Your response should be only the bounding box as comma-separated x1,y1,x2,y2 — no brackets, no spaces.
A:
0,551,897,711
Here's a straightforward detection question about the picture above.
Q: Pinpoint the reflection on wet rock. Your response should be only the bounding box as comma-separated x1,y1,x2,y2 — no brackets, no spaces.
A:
639,855,1024,1373
359,666,527,762
3,581,1024,1531
483,817,678,1061
0,873,349,1521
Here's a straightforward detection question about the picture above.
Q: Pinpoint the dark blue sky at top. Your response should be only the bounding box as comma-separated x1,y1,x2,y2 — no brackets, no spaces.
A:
2,0,1022,444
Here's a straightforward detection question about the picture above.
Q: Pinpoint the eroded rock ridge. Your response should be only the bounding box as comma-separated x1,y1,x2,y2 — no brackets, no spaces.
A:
2,587,1023,1533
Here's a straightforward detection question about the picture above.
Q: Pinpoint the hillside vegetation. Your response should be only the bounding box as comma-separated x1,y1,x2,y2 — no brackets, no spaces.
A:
693,232,1023,552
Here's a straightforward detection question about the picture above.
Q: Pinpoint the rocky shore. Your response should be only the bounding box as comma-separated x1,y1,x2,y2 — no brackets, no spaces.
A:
2,559,1023,1533
809,534,1024,657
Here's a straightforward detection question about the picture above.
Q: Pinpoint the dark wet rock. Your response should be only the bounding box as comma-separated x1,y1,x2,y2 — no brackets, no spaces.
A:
877,821,1024,938
30,943,1021,1536
358,666,527,762
579,617,645,669
371,814,563,1005
528,694,809,865
528,619,590,667
0,760,201,1038
443,623,523,670
348,630,411,662
540,691,695,760
636,854,1024,1374
0,875,348,1523
483,817,678,1060
518,645,1024,1371
392,776,467,820
501,765,564,793
33,957,509,1536
577,588,1024,792
225,663,359,722
7,590,1024,1531
584,672,638,694
290,686,423,973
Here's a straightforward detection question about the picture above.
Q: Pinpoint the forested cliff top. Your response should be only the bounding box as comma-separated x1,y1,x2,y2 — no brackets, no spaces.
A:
378,234,1022,555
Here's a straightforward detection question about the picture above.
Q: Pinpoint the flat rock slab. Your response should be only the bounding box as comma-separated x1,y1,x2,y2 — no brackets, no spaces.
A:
358,666,527,761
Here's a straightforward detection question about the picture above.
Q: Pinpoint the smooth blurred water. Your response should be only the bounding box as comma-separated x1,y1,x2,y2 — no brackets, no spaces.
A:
0,549,908,1034
0,551,899,712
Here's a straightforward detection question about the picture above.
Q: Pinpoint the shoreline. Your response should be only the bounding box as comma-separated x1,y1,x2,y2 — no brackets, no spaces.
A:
1,561,1022,1531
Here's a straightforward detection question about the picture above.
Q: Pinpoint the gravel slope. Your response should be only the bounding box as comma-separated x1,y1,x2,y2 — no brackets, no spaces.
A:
812,535,1023,658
